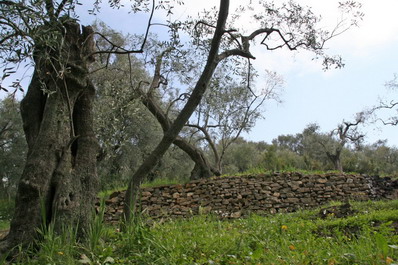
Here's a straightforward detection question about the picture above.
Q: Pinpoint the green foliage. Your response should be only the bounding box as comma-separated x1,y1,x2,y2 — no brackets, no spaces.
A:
221,126,398,177
221,138,264,173
9,199,398,264
92,23,194,190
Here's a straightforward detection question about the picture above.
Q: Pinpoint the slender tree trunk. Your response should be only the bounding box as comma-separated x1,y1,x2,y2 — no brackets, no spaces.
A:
186,123,222,177
173,138,220,180
123,0,230,223
0,21,98,256
140,91,220,180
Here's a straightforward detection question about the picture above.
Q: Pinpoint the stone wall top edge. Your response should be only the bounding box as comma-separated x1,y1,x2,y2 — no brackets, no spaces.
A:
140,172,372,192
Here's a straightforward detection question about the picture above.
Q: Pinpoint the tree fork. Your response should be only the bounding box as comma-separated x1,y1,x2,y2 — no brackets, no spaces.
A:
140,89,220,179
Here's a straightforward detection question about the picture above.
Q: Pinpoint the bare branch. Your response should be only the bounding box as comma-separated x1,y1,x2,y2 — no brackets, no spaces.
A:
90,0,156,58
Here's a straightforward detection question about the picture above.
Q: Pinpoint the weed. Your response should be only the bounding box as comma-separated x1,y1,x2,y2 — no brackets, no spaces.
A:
6,199,398,264
0,199,13,230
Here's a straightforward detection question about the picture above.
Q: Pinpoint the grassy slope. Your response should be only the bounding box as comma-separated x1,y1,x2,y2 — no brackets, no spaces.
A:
6,199,398,264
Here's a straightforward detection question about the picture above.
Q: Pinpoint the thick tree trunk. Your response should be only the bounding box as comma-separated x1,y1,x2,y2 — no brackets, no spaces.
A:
0,21,98,256
326,151,343,172
123,0,230,223
333,157,343,172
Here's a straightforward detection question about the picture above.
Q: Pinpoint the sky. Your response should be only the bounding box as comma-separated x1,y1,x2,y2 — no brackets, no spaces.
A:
1,0,398,146
241,0,398,147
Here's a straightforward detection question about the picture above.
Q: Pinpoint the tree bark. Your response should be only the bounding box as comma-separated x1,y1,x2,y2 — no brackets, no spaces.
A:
173,137,219,179
0,20,98,256
326,150,343,172
123,0,230,222
140,91,220,180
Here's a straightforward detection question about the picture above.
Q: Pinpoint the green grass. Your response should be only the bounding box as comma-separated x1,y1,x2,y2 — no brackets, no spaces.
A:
143,203,398,265
5,199,398,264
220,167,346,178
141,177,187,188
98,178,186,199
0,199,13,231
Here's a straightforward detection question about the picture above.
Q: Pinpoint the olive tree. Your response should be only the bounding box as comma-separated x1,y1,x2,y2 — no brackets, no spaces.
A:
0,0,166,255
123,0,363,221
186,68,283,178
370,74,398,126
302,116,366,172
91,23,194,186
0,1,102,254
136,44,283,180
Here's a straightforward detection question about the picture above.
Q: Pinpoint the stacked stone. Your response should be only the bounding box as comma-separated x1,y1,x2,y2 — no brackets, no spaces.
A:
101,172,398,224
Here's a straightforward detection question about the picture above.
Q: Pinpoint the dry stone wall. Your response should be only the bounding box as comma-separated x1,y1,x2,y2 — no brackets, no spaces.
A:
103,172,398,223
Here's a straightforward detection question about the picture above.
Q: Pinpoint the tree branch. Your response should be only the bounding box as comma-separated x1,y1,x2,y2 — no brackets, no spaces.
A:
90,0,156,58
55,0,68,18
45,0,55,21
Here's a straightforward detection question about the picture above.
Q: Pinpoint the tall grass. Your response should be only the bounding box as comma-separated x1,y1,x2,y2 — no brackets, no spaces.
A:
146,209,398,264
4,199,398,264
0,199,13,231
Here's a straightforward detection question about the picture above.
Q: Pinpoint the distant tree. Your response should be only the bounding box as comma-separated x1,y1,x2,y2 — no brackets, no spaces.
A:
260,141,306,171
273,134,303,155
370,74,398,125
303,115,366,172
356,140,398,175
186,69,283,178
268,129,398,175
221,138,264,173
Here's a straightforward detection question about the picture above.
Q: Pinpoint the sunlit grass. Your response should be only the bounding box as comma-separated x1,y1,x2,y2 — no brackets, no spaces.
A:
6,199,398,264
141,177,187,188
146,204,398,264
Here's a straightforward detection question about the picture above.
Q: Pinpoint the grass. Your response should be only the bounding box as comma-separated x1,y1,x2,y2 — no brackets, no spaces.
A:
141,177,188,188
98,178,186,199
222,167,347,178
3,199,398,264
0,199,13,231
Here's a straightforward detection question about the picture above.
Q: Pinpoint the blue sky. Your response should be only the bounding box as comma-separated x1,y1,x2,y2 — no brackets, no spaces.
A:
79,0,398,146
2,0,397,146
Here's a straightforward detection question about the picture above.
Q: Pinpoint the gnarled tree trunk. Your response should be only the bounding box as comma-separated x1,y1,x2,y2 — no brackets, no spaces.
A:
0,20,98,255
326,148,344,172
